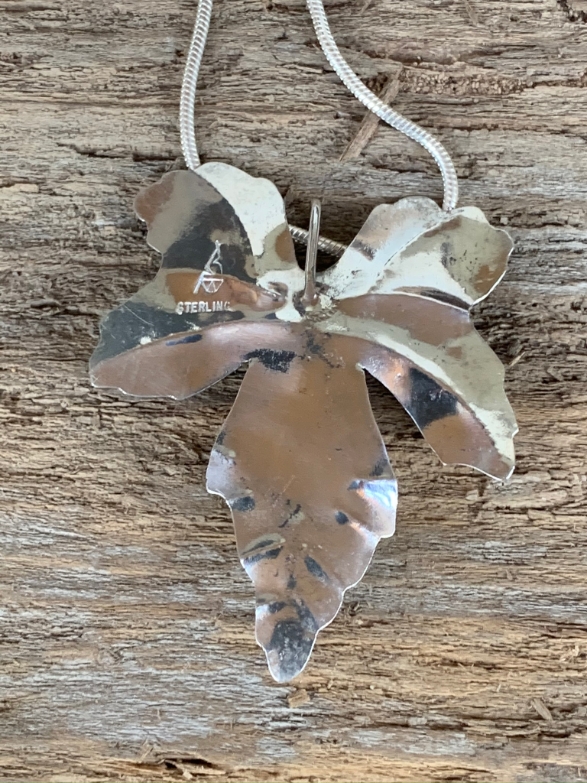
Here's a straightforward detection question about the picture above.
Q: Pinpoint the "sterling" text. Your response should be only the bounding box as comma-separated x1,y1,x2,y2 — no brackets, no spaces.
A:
175,301,232,314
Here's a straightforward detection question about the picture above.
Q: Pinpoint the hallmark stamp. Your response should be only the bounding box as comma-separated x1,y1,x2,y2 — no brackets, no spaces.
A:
176,241,232,314
176,300,232,314
194,240,224,294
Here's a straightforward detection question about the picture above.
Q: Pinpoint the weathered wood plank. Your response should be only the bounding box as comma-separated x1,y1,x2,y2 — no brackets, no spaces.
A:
1,0,587,780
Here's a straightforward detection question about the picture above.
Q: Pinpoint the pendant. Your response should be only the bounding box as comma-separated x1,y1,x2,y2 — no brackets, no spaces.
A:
90,163,517,682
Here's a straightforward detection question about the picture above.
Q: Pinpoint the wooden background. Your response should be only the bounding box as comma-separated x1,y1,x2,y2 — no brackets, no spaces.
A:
2,0,587,780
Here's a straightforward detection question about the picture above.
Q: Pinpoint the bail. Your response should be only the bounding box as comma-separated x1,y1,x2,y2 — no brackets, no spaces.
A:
301,199,322,307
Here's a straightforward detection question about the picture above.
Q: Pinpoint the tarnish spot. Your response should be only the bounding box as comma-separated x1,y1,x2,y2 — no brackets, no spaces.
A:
244,547,282,566
266,619,316,683
245,348,296,373
370,456,389,477
440,240,457,270
165,333,203,346
279,503,303,528
232,495,256,512
304,555,329,583
242,533,286,557
350,238,377,261
335,511,349,525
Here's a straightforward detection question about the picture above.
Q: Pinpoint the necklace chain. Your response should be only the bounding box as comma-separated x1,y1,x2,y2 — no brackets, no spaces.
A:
179,0,459,252
179,0,212,172
306,0,458,212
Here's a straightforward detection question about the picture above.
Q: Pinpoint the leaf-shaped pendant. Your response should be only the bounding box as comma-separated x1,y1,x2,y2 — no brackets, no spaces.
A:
91,163,517,682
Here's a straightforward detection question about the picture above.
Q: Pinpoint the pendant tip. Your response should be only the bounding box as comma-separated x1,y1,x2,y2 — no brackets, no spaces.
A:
259,615,317,683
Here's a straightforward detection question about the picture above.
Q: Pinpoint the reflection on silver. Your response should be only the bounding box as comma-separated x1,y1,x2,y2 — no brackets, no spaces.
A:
301,199,322,308
90,164,517,682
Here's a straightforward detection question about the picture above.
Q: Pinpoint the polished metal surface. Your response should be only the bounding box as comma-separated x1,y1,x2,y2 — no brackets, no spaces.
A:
301,200,322,307
91,163,517,682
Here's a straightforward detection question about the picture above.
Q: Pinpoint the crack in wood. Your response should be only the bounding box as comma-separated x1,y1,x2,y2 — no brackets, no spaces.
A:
339,69,403,162
558,0,587,22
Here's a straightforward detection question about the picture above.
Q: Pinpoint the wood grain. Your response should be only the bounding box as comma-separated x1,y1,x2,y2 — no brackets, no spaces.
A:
1,0,587,780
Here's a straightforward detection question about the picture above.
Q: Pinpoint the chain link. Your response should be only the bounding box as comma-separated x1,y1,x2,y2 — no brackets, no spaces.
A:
179,0,213,170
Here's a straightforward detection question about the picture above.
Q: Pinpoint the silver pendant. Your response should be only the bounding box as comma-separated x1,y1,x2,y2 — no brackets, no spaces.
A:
91,163,517,682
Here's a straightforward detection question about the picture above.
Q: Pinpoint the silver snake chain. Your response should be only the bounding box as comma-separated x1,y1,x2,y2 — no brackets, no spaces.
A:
179,0,459,254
